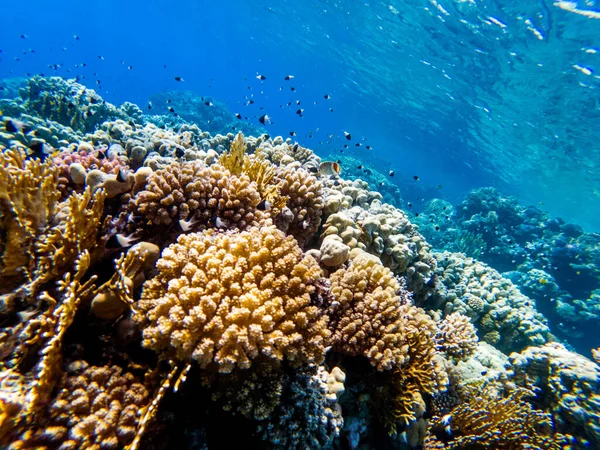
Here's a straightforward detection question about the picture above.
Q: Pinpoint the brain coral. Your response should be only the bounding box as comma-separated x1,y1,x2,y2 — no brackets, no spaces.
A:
129,162,263,234
134,226,330,373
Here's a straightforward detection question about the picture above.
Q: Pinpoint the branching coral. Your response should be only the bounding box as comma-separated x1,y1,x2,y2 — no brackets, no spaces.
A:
8,360,150,449
273,166,324,247
436,312,478,360
133,226,330,373
425,388,571,449
129,161,263,234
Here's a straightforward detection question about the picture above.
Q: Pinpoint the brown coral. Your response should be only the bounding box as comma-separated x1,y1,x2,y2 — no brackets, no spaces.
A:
436,312,478,360
328,250,409,371
130,161,263,234
425,388,571,449
9,360,149,449
133,226,330,373
273,166,324,248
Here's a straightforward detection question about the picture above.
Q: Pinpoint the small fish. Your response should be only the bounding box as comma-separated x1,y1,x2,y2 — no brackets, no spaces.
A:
106,233,140,249
296,108,304,115
256,74,266,80
291,86,296,91
324,94,331,100
257,199,272,211
389,170,395,177
128,65,133,70
98,55,104,60
175,148,185,158
289,131,296,136
174,76,184,82
205,101,213,106
292,143,299,152
442,414,452,436
355,142,362,147
363,169,372,175
4,119,23,133
168,107,175,113
284,75,294,80
296,100,301,105
329,108,334,112
28,141,51,161
435,226,440,231
366,145,372,150
344,131,351,141
318,161,341,176
300,220,310,229
539,278,548,285
20,34,28,39
167,99,171,103
116,168,128,183
97,149,106,160
379,182,385,187
215,217,228,229
413,175,419,181
179,215,199,232
258,114,272,125
235,113,242,119
147,101,152,110
357,165,363,169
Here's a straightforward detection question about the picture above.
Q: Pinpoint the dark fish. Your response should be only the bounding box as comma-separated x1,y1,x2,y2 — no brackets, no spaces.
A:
257,199,272,211
73,35,79,40
284,75,294,80
344,131,351,140
293,143,299,152
4,119,20,132
355,142,361,147
97,149,106,160
379,182,385,187
324,94,331,100
291,86,296,91
147,102,152,110
435,226,440,231
167,99,171,103
366,145,372,150
413,175,419,181
389,170,394,177
168,107,175,113
256,74,266,80
329,108,334,112
408,202,413,208
296,109,304,115
235,113,242,119
174,76,184,81
117,168,127,183
28,141,50,161
175,148,185,158
258,114,271,125
20,34,27,39
363,169,372,175
289,131,296,136
337,160,342,164
128,65,133,70
357,165,363,169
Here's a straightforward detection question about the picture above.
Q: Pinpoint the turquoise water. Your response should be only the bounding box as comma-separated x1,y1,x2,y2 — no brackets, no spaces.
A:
1,1,600,448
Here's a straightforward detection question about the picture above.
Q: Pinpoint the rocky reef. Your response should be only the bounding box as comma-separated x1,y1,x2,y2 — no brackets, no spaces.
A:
0,76,598,449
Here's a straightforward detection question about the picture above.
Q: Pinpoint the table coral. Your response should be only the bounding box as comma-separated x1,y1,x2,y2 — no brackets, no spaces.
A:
133,226,330,373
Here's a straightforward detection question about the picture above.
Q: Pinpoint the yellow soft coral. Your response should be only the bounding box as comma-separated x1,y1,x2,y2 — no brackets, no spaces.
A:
0,147,60,288
134,226,330,373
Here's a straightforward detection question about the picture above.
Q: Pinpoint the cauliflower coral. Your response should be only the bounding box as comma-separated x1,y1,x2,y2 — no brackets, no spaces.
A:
134,226,330,373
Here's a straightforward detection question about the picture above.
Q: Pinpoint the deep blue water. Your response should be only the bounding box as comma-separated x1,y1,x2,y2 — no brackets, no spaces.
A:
1,0,599,231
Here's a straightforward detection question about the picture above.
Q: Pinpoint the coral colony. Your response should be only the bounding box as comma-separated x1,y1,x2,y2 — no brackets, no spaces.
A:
1,76,599,449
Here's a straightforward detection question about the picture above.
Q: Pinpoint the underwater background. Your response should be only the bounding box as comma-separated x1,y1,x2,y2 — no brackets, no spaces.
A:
1,0,600,449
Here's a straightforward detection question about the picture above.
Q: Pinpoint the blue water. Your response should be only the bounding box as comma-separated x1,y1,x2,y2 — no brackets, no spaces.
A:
3,0,598,231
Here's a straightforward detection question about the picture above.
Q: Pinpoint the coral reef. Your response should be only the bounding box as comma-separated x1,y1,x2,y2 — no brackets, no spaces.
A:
430,251,551,353
133,226,330,372
507,342,600,447
425,387,570,449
